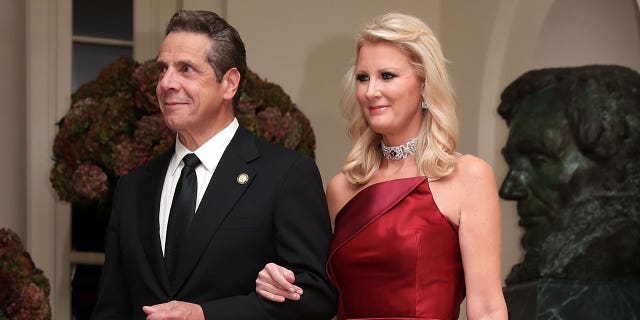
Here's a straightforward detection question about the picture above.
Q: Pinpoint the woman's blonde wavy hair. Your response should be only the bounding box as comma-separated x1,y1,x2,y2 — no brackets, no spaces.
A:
341,12,458,185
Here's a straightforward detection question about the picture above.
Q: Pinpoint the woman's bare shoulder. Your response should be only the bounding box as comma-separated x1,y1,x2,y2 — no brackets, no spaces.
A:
454,154,495,183
430,154,497,224
453,154,500,219
326,172,359,220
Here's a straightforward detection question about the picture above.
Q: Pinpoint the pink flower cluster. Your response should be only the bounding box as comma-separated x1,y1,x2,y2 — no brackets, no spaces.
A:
237,69,316,157
50,58,174,203
72,164,109,201
0,228,51,320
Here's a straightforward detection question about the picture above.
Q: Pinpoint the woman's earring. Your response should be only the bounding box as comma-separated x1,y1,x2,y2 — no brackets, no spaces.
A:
421,96,428,111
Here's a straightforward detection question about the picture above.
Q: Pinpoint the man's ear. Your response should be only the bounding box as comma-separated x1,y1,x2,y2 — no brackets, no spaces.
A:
222,68,240,101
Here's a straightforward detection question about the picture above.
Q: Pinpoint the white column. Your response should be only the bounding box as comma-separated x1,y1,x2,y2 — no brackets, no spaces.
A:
26,0,72,318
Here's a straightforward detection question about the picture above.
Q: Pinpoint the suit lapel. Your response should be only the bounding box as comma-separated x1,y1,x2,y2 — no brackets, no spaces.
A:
137,150,172,295
170,127,259,294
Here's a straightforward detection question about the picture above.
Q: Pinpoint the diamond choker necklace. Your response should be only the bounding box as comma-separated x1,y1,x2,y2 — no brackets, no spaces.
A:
381,137,418,160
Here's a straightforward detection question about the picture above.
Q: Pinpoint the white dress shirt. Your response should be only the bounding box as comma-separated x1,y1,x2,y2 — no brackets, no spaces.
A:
159,118,239,255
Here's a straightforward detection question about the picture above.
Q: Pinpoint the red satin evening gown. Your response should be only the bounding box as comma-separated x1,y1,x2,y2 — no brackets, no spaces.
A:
326,177,465,320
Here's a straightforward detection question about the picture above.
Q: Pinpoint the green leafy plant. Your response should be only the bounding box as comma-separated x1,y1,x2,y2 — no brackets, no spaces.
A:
50,57,316,204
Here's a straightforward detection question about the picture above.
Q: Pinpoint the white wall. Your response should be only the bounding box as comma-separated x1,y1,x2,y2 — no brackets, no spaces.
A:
0,0,26,239
441,0,503,156
227,0,440,185
532,0,640,71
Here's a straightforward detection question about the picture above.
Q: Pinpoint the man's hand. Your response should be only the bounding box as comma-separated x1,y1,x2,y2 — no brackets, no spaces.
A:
142,300,205,320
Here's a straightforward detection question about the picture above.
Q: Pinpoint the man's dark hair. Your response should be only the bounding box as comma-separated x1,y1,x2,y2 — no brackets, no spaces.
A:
165,10,247,107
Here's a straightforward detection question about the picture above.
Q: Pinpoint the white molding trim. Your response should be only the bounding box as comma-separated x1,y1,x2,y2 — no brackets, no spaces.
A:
73,35,134,47
133,0,228,62
26,0,72,319
134,0,179,61
70,251,106,265
182,0,226,17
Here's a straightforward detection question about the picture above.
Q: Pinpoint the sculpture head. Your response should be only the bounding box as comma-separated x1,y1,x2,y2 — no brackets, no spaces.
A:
498,65,640,283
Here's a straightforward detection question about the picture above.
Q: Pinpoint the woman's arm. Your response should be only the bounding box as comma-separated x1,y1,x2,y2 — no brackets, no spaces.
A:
255,263,302,302
457,155,508,320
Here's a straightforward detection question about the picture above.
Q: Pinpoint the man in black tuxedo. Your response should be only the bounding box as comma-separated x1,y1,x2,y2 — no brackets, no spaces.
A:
92,10,337,320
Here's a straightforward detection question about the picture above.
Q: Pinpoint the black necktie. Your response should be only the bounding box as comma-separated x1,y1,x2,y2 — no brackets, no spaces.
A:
165,153,201,279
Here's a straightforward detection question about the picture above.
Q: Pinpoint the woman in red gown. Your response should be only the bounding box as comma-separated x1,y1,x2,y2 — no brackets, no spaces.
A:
256,12,507,320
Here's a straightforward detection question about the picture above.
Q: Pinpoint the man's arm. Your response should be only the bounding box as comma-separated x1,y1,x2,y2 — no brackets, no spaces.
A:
201,155,337,319
92,179,132,319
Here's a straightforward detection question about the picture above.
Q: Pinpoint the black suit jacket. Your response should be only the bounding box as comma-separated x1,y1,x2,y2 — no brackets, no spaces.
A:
92,127,337,319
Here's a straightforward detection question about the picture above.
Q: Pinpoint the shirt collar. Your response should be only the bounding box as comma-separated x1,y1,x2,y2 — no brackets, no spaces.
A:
169,118,239,176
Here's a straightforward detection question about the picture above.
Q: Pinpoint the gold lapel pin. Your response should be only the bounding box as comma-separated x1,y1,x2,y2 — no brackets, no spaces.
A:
237,173,249,185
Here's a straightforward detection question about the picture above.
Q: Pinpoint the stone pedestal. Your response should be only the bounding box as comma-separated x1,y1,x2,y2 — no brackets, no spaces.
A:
503,278,640,319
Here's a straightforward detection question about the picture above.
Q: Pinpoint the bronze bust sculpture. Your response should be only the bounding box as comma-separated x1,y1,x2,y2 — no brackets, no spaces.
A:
498,65,640,285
